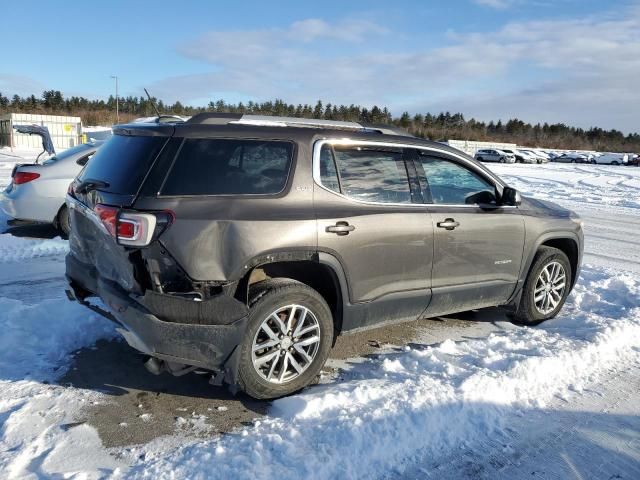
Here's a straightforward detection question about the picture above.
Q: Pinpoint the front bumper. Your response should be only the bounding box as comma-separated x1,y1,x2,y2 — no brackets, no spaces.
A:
66,254,249,375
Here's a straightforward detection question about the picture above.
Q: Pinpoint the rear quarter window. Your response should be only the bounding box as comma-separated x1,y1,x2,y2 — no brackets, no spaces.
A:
161,139,293,196
79,135,167,194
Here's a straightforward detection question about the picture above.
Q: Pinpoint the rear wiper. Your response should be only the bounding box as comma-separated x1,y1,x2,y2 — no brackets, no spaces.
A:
76,178,110,194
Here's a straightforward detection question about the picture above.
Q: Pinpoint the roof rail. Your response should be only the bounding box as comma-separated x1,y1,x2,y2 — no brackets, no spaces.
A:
187,112,243,125
185,112,413,136
360,122,412,137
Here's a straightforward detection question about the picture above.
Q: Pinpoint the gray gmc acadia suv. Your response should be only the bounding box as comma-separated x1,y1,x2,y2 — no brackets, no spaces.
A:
65,113,584,399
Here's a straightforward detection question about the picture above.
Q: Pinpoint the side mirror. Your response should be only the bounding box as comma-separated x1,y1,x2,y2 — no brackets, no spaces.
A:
465,190,497,205
501,186,521,206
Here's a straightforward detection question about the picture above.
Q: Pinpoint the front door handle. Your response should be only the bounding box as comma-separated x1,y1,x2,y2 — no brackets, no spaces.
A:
437,218,460,230
326,221,355,236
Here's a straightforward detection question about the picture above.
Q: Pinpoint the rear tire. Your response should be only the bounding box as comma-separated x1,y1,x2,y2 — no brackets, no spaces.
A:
237,278,333,399
476,156,484,162
512,247,572,326
56,205,71,238
499,157,505,163
612,161,619,165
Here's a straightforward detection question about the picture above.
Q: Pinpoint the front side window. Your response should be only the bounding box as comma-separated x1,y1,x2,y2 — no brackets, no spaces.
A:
415,154,496,205
162,139,293,195
322,145,411,204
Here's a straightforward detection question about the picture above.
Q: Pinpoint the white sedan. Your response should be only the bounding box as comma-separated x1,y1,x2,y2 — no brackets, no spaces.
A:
474,149,516,163
591,153,628,165
1,141,103,235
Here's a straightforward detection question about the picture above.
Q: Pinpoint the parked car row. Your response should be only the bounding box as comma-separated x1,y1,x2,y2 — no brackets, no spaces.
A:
475,148,548,164
474,148,638,166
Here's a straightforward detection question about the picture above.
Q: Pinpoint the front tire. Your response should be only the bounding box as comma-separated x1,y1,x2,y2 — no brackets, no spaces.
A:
237,279,333,399
512,247,571,326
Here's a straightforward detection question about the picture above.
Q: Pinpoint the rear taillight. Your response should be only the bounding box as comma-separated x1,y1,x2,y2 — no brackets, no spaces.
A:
94,204,119,237
93,204,174,247
13,172,40,185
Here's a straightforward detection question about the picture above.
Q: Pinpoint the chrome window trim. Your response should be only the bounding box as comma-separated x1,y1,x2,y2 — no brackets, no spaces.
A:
312,138,515,209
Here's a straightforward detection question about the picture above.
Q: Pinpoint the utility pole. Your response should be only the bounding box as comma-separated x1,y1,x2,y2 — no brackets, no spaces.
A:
110,75,119,124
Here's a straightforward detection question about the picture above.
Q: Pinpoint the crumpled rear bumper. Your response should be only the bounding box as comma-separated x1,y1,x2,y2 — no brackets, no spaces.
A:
65,253,249,376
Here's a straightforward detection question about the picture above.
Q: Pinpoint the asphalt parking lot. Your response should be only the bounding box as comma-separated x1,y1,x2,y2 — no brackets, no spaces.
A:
60,310,509,448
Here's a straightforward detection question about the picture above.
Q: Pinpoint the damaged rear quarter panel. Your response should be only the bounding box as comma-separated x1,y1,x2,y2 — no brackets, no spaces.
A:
133,141,317,282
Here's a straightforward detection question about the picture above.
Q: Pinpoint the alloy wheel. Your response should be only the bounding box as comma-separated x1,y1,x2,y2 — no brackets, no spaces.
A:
533,261,566,315
251,304,321,384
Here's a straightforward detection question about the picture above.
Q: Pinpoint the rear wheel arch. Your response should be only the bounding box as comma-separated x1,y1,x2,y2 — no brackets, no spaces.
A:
54,203,70,236
234,254,346,337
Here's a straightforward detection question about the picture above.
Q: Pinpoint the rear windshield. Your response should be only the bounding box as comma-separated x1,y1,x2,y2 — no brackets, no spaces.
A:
79,135,167,194
42,144,92,165
161,139,293,196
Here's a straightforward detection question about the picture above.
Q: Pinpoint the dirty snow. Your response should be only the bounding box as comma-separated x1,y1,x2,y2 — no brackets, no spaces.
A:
0,234,68,263
0,146,639,478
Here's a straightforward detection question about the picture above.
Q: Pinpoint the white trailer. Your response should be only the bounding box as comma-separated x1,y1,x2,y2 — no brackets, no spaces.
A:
446,139,517,156
0,113,83,151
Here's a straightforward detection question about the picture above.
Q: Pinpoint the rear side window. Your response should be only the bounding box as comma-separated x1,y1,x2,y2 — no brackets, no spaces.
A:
79,135,167,194
329,145,411,204
161,139,293,196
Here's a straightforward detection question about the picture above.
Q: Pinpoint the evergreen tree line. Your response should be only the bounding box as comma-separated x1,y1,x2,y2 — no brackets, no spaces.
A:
1,90,638,153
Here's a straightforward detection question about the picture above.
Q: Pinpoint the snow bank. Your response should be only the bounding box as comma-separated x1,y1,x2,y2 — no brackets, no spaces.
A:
490,163,640,211
0,296,118,477
131,265,640,479
0,233,68,263
0,297,116,381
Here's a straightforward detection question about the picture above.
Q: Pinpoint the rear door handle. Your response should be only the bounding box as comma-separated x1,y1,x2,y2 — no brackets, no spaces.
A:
437,218,460,230
326,221,355,236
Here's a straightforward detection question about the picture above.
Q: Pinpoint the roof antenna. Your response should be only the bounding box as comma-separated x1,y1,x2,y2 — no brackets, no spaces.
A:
144,88,161,117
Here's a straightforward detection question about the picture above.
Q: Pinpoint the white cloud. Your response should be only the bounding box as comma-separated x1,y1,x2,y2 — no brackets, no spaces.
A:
288,18,388,43
0,75,44,97
473,0,515,9
150,8,640,133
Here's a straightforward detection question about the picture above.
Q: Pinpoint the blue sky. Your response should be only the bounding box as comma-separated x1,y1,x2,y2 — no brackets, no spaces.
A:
1,0,638,132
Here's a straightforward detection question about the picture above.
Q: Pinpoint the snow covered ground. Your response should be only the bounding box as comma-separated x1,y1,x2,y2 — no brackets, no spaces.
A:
0,148,639,478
